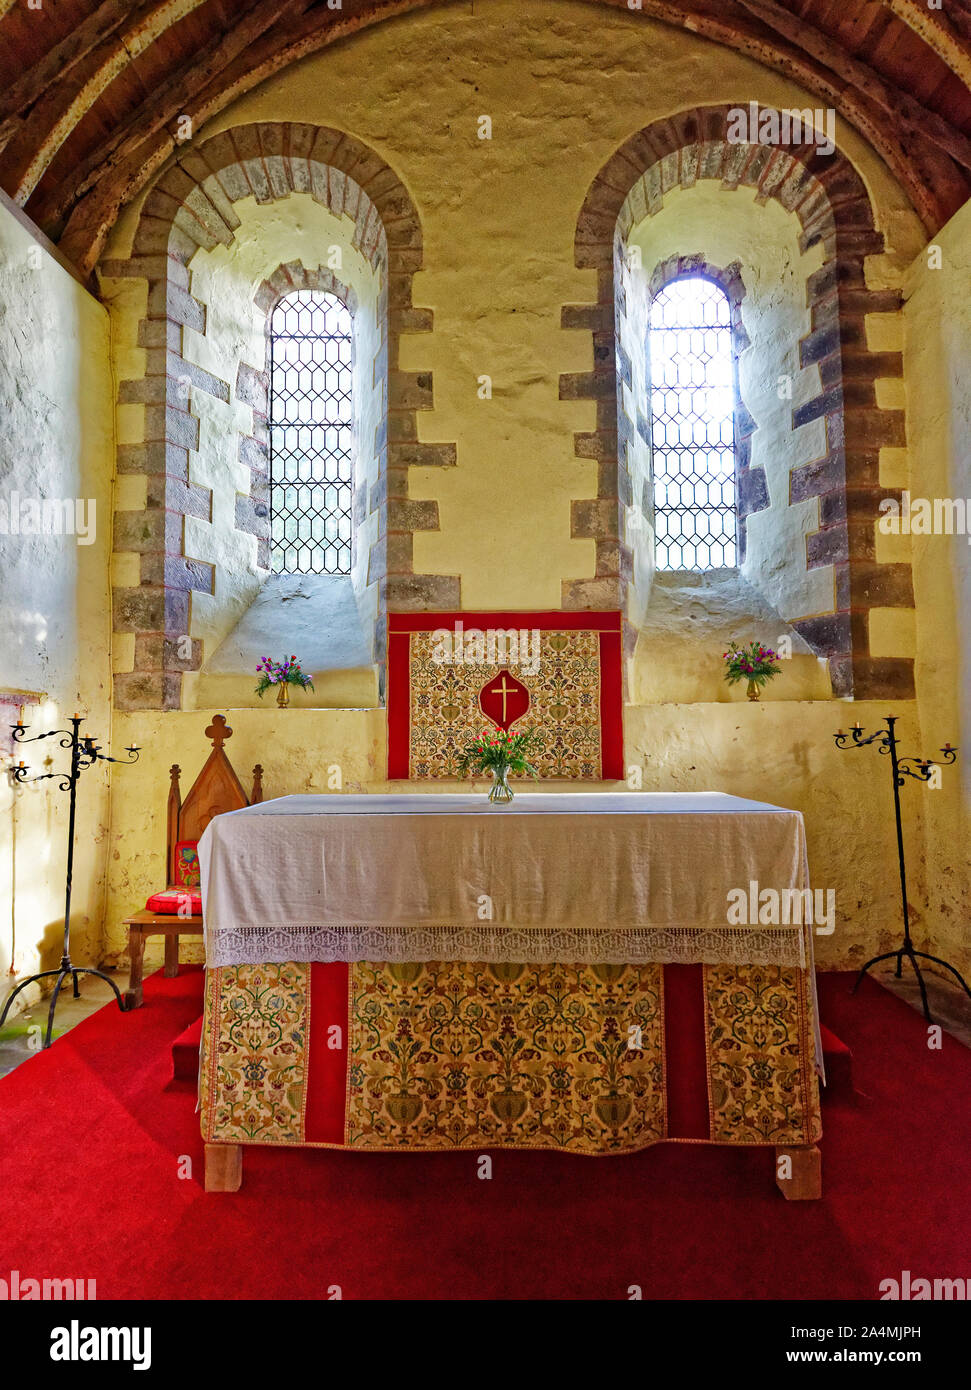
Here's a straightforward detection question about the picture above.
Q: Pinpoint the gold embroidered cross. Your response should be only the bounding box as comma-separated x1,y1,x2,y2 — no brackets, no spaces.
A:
490,676,517,723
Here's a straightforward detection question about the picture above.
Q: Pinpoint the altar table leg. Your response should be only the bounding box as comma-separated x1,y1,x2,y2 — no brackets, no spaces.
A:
775,1145,822,1201
205,1144,243,1193
124,929,145,1009
163,933,180,978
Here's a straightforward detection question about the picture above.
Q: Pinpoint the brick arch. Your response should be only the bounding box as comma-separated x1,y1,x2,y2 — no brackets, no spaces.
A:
103,121,458,712
560,104,913,700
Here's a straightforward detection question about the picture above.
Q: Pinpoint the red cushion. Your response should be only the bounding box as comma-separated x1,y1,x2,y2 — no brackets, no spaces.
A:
145,890,202,916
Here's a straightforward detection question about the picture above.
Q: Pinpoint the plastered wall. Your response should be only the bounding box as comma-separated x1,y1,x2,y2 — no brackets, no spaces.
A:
0,196,115,1013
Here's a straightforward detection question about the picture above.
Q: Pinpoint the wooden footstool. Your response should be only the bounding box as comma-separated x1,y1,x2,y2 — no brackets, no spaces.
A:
123,911,203,1008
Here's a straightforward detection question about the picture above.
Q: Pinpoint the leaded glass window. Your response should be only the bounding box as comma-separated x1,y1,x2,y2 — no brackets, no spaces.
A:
648,276,738,570
268,290,353,575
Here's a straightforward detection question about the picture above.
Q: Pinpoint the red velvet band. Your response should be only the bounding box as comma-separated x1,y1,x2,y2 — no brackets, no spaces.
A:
597,627,623,779
387,627,412,780
389,611,624,631
663,964,711,1140
304,962,350,1145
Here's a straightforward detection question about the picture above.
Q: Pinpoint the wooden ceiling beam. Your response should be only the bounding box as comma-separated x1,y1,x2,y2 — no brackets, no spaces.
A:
0,0,132,144
0,0,216,202
945,3,971,45
32,0,311,230
882,0,971,86
736,0,971,171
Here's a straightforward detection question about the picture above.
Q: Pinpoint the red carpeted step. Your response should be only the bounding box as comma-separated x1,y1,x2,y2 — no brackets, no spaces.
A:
0,968,968,1299
820,1021,853,1097
172,1014,203,1081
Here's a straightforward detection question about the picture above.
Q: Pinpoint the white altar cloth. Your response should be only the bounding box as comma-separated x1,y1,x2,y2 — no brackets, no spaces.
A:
198,791,816,971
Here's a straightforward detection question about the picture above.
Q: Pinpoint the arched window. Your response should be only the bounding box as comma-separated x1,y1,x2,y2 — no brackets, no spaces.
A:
648,276,738,570
268,289,353,575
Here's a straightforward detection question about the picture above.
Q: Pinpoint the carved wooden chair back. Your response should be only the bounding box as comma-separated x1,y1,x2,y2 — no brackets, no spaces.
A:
165,715,263,889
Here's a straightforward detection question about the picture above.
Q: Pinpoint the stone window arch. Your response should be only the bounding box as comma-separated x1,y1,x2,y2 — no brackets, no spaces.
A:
102,122,459,712
562,104,914,700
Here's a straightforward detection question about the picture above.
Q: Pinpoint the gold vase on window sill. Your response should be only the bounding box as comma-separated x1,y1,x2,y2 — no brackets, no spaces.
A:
746,680,761,702
276,683,290,708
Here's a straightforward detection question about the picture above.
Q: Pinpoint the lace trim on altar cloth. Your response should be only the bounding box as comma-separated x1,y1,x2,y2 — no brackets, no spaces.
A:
206,923,809,969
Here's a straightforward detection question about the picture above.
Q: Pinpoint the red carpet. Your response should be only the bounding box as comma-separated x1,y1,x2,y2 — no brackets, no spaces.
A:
171,1015,202,1081
0,966,968,1300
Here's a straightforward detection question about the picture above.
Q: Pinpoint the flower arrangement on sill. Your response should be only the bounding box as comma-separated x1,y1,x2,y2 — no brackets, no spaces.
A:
722,640,781,702
456,726,543,803
255,655,315,707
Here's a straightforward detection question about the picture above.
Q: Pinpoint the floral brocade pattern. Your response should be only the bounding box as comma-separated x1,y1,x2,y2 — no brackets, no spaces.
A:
705,963,821,1144
346,961,665,1152
408,630,604,778
201,963,309,1144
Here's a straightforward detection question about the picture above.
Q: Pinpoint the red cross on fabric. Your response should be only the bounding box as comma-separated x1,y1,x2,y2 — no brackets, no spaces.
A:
478,668,530,731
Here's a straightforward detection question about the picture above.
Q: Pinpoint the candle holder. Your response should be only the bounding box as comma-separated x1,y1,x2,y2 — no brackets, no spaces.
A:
834,715,969,1023
1,715,140,1048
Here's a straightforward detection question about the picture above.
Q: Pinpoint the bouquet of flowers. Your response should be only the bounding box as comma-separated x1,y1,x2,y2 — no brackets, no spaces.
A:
722,639,781,698
456,726,543,802
255,655,315,700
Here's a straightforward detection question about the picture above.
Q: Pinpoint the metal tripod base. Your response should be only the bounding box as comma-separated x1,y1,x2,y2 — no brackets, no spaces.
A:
852,944,971,1025
0,956,127,1050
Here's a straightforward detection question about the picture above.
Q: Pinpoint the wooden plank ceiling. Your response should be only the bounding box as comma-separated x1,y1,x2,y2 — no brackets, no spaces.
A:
0,0,969,275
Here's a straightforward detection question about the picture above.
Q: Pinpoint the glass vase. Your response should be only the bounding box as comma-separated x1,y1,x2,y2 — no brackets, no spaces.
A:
488,764,514,803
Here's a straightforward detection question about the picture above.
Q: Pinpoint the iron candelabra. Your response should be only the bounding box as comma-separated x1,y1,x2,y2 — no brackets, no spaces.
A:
1,714,140,1048
834,714,969,1023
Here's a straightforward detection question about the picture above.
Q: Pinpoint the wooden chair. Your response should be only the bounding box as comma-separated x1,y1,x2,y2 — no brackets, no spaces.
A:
123,716,263,1008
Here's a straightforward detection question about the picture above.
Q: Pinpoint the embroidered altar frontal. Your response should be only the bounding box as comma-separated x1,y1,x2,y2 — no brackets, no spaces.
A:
200,959,821,1155
387,611,624,779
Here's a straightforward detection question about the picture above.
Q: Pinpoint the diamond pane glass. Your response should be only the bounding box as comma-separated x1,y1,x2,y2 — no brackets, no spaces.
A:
269,290,353,575
648,276,738,570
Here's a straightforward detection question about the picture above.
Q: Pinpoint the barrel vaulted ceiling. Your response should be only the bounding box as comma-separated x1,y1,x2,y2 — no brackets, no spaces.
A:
0,0,970,276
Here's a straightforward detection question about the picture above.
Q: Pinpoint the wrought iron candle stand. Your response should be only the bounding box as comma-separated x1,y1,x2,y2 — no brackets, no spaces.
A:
834,715,970,1023
0,714,140,1048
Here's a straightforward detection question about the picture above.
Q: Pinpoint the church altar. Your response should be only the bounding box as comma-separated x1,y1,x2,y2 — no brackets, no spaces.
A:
197,793,822,1195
